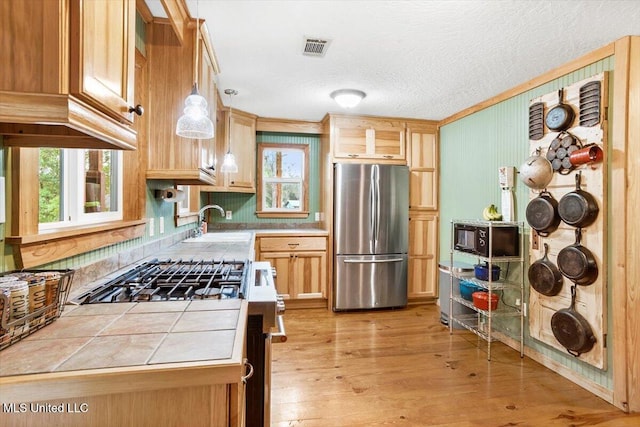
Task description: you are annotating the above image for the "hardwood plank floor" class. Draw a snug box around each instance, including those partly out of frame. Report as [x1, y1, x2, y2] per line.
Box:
[271, 304, 639, 426]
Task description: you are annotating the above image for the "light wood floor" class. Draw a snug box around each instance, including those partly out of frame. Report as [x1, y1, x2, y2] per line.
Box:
[271, 304, 639, 426]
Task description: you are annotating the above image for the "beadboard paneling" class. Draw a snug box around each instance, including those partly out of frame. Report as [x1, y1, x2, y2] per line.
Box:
[207, 132, 322, 225]
[439, 56, 615, 390]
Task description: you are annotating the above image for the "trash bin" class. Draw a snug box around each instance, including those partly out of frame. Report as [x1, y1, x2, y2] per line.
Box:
[438, 261, 475, 328]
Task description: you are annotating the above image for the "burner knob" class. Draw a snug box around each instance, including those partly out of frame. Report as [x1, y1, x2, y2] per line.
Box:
[276, 295, 286, 314]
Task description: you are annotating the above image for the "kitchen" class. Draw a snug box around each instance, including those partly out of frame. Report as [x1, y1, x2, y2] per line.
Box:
[1, 0, 639, 426]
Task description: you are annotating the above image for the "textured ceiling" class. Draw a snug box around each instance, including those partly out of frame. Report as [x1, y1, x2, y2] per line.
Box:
[146, 0, 640, 121]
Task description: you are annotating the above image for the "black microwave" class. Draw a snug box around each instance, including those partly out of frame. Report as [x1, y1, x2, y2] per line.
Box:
[453, 223, 520, 258]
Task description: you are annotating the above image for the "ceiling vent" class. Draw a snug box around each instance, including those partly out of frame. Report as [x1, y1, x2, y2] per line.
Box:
[302, 37, 331, 57]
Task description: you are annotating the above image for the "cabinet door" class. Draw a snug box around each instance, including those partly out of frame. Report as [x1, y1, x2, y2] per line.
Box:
[334, 126, 368, 159]
[198, 29, 217, 176]
[408, 213, 438, 298]
[226, 111, 256, 192]
[259, 252, 292, 299]
[291, 251, 327, 299]
[370, 125, 405, 161]
[408, 130, 438, 210]
[70, 0, 136, 123]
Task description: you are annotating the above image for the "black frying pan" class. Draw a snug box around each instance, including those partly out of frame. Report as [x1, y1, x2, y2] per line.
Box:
[526, 191, 560, 237]
[528, 243, 563, 296]
[558, 172, 599, 227]
[551, 285, 596, 357]
[557, 228, 598, 286]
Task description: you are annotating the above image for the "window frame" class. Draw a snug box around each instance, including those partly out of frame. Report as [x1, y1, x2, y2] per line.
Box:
[6, 147, 145, 269]
[256, 142, 310, 218]
[38, 148, 124, 231]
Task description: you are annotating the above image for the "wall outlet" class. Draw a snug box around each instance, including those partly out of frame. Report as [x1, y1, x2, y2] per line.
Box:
[159, 217, 165, 234]
[314, 212, 320, 221]
[225, 210, 232, 220]
[149, 217, 155, 237]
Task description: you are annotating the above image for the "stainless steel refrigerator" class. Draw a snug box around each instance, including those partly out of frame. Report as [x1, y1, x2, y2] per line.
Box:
[333, 163, 408, 310]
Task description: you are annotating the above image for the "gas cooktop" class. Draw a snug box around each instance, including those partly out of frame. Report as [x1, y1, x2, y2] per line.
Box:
[75, 259, 249, 304]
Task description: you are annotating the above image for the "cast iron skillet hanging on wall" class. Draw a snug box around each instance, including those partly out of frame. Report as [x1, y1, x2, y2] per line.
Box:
[526, 191, 561, 237]
[545, 88, 575, 132]
[557, 228, 598, 286]
[528, 243, 563, 296]
[558, 172, 599, 227]
[551, 285, 596, 357]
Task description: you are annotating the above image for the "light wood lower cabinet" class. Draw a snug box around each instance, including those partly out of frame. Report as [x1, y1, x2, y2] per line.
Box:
[408, 213, 438, 299]
[256, 235, 328, 306]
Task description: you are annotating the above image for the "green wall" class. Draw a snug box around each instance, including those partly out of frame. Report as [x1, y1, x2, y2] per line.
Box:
[439, 57, 615, 389]
[206, 132, 322, 226]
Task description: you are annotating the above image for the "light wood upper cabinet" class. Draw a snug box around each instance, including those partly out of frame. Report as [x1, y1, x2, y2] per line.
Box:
[329, 115, 406, 163]
[0, 0, 137, 150]
[202, 108, 257, 193]
[70, 0, 136, 123]
[407, 124, 438, 210]
[145, 21, 217, 185]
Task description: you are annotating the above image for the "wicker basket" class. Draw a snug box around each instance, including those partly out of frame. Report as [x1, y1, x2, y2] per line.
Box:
[0, 269, 75, 350]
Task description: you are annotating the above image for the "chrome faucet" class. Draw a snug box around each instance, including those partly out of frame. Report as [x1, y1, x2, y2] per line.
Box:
[196, 204, 225, 236]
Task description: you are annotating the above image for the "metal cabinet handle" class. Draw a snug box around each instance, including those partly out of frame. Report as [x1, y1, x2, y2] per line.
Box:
[288, 243, 299, 248]
[241, 359, 254, 384]
[348, 154, 359, 158]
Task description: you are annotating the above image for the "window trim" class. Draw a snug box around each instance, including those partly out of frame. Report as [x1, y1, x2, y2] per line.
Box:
[256, 142, 309, 218]
[38, 148, 124, 231]
[6, 147, 145, 269]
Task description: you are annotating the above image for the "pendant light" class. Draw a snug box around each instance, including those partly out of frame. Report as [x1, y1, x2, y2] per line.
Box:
[221, 89, 239, 173]
[176, 0, 214, 139]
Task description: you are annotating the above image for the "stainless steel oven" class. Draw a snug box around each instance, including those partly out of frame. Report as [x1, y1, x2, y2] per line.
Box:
[245, 262, 286, 427]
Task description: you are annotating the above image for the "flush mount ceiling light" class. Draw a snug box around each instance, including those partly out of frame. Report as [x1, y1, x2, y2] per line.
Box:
[330, 89, 366, 109]
[176, 0, 214, 139]
[220, 89, 239, 173]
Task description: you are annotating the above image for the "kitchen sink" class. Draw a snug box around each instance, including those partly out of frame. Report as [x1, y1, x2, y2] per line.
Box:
[183, 231, 253, 243]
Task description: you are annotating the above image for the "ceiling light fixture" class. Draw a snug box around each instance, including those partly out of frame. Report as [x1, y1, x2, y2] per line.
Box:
[221, 89, 239, 173]
[176, 0, 214, 139]
[330, 89, 366, 109]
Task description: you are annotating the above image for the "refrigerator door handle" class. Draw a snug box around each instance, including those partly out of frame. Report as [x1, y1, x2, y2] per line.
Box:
[369, 166, 376, 253]
[343, 258, 404, 264]
[373, 164, 380, 248]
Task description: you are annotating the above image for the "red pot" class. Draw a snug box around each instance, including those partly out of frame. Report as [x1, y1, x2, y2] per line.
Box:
[472, 291, 499, 311]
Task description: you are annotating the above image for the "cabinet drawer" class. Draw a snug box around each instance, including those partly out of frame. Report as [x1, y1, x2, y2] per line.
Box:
[259, 236, 327, 252]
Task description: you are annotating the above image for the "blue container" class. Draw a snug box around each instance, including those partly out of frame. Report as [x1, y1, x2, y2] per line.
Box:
[459, 279, 484, 301]
[474, 263, 501, 281]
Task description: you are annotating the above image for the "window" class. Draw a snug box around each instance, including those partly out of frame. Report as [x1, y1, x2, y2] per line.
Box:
[256, 143, 309, 218]
[39, 148, 123, 229]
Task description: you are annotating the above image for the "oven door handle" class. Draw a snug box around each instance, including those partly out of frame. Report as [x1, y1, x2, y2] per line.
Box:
[271, 314, 287, 343]
[241, 358, 254, 384]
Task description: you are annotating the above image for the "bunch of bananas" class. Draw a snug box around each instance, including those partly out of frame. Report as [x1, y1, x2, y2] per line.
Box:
[482, 204, 503, 221]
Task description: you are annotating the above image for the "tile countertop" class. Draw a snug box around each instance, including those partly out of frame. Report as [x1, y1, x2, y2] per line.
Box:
[0, 299, 245, 377]
[0, 300, 248, 403]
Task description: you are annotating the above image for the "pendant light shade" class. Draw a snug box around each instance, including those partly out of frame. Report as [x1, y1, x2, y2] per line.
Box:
[175, 0, 214, 139]
[220, 88, 239, 173]
[221, 152, 238, 173]
[330, 89, 366, 109]
[176, 84, 214, 139]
